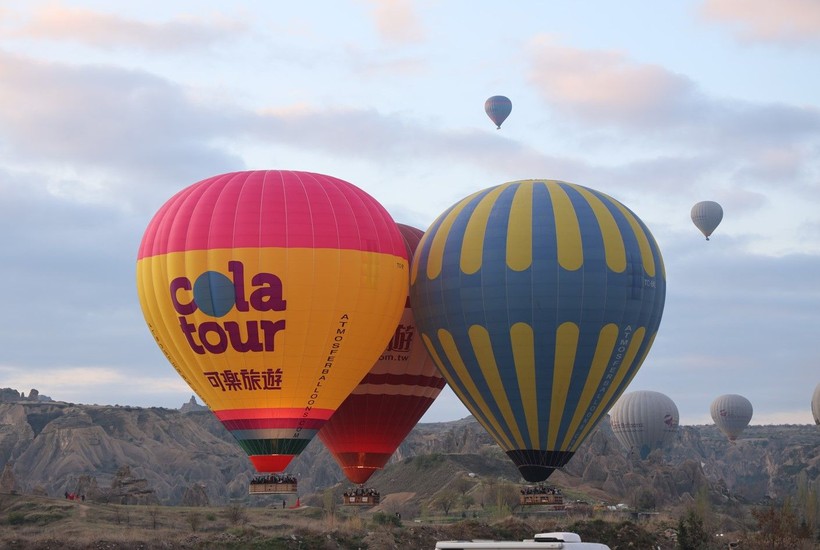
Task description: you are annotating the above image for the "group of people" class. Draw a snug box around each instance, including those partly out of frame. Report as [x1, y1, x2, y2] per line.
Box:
[64, 491, 85, 501]
[520, 484, 562, 496]
[343, 486, 379, 498]
[250, 473, 297, 486]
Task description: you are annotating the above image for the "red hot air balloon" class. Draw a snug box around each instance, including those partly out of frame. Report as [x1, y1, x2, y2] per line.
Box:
[319, 224, 447, 485]
[137, 171, 408, 477]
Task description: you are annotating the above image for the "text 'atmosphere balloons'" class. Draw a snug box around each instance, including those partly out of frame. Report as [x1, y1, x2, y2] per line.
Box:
[319, 224, 446, 485]
[410, 179, 666, 482]
[710, 394, 753, 441]
[484, 95, 512, 129]
[691, 201, 723, 240]
[136, 170, 408, 474]
[609, 390, 679, 459]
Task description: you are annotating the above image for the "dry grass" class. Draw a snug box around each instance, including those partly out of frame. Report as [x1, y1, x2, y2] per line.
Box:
[0, 492, 350, 549]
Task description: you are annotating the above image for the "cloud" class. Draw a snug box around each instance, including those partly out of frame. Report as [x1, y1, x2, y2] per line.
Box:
[700, 0, 820, 47]
[524, 35, 820, 208]
[361, 0, 425, 44]
[0, 50, 246, 206]
[15, 6, 245, 51]
[345, 47, 428, 79]
[527, 34, 698, 129]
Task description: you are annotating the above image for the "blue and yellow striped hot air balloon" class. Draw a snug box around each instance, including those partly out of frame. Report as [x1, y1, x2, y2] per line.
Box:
[409, 179, 666, 482]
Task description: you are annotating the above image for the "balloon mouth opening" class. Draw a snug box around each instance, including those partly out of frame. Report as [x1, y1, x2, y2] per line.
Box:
[250, 455, 294, 473]
[343, 466, 381, 486]
[507, 450, 574, 483]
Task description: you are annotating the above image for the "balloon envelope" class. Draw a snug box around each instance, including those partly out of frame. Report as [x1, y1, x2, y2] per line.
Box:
[484, 95, 512, 129]
[136, 170, 408, 473]
[319, 224, 446, 485]
[691, 201, 723, 240]
[710, 394, 753, 441]
[812, 383, 820, 426]
[410, 179, 666, 482]
[609, 390, 679, 459]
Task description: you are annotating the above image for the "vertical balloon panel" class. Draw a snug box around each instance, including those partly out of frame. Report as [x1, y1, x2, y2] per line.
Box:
[410, 180, 666, 482]
[137, 171, 408, 473]
[319, 224, 446, 485]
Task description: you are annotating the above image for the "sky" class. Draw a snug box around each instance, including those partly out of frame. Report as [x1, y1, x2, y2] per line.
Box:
[1, 0, 819, 427]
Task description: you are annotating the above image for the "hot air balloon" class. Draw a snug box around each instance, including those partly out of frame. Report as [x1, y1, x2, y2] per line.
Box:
[410, 179, 666, 482]
[318, 223, 446, 488]
[710, 394, 753, 441]
[811, 383, 820, 426]
[690, 201, 723, 240]
[136, 170, 408, 482]
[484, 95, 512, 129]
[609, 390, 679, 459]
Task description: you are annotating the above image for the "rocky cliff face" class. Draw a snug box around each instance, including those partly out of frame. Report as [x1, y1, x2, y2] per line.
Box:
[0, 400, 817, 507]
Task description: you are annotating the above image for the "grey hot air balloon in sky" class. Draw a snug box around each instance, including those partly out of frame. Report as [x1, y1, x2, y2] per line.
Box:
[812, 383, 820, 426]
[691, 200, 723, 240]
[609, 390, 679, 459]
[484, 95, 512, 129]
[710, 394, 753, 441]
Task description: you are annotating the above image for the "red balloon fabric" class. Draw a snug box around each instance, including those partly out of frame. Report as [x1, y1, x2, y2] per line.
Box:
[318, 223, 446, 485]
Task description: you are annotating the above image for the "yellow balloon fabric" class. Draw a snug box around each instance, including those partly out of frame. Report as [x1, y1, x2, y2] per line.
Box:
[137, 171, 408, 473]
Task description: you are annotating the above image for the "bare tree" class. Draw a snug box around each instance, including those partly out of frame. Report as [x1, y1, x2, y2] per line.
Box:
[224, 503, 246, 526]
[435, 490, 458, 516]
[148, 507, 160, 530]
[186, 511, 202, 532]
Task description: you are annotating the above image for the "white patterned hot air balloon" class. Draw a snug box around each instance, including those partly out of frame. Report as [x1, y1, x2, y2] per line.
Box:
[710, 394, 753, 441]
[691, 201, 723, 240]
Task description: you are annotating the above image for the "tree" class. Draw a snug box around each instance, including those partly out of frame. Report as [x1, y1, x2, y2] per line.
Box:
[322, 488, 337, 528]
[224, 503, 246, 526]
[746, 500, 816, 549]
[631, 487, 657, 511]
[148, 507, 160, 529]
[186, 511, 201, 532]
[677, 508, 710, 550]
[434, 490, 458, 516]
[452, 476, 474, 496]
[459, 493, 475, 513]
[495, 482, 520, 516]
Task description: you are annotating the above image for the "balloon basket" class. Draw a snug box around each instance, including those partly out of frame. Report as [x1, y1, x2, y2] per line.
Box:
[248, 482, 297, 495]
[519, 484, 564, 509]
[248, 475, 298, 495]
[342, 487, 380, 506]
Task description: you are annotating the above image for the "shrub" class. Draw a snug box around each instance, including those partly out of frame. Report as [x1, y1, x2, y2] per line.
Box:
[7, 511, 26, 525]
[372, 511, 401, 527]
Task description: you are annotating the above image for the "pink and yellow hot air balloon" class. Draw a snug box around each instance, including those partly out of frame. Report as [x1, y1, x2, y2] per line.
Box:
[318, 224, 447, 486]
[136, 170, 408, 476]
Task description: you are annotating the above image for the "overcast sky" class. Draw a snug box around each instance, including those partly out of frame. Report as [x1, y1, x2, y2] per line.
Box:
[1, 0, 819, 427]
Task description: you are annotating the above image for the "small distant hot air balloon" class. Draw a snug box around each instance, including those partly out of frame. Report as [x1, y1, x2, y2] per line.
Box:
[812, 383, 820, 426]
[136, 170, 409, 478]
[609, 390, 679, 459]
[318, 223, 447, 486]
[691, 201, 723, 240]
[484, 95, 512, 129]
[710, 394, 753, 441]
[410, 179, 666, 482]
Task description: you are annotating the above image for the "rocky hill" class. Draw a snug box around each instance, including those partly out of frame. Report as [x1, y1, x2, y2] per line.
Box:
[0, 394, 817, 512]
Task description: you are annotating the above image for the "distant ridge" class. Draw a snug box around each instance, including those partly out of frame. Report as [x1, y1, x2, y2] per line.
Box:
[0, 392, 817, 511]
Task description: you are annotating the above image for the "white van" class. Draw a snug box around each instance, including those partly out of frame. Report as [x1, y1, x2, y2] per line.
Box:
[435, 531, 611, 549]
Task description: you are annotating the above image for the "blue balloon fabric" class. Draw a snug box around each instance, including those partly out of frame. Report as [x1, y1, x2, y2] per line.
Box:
[410, 180, 666, 482]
